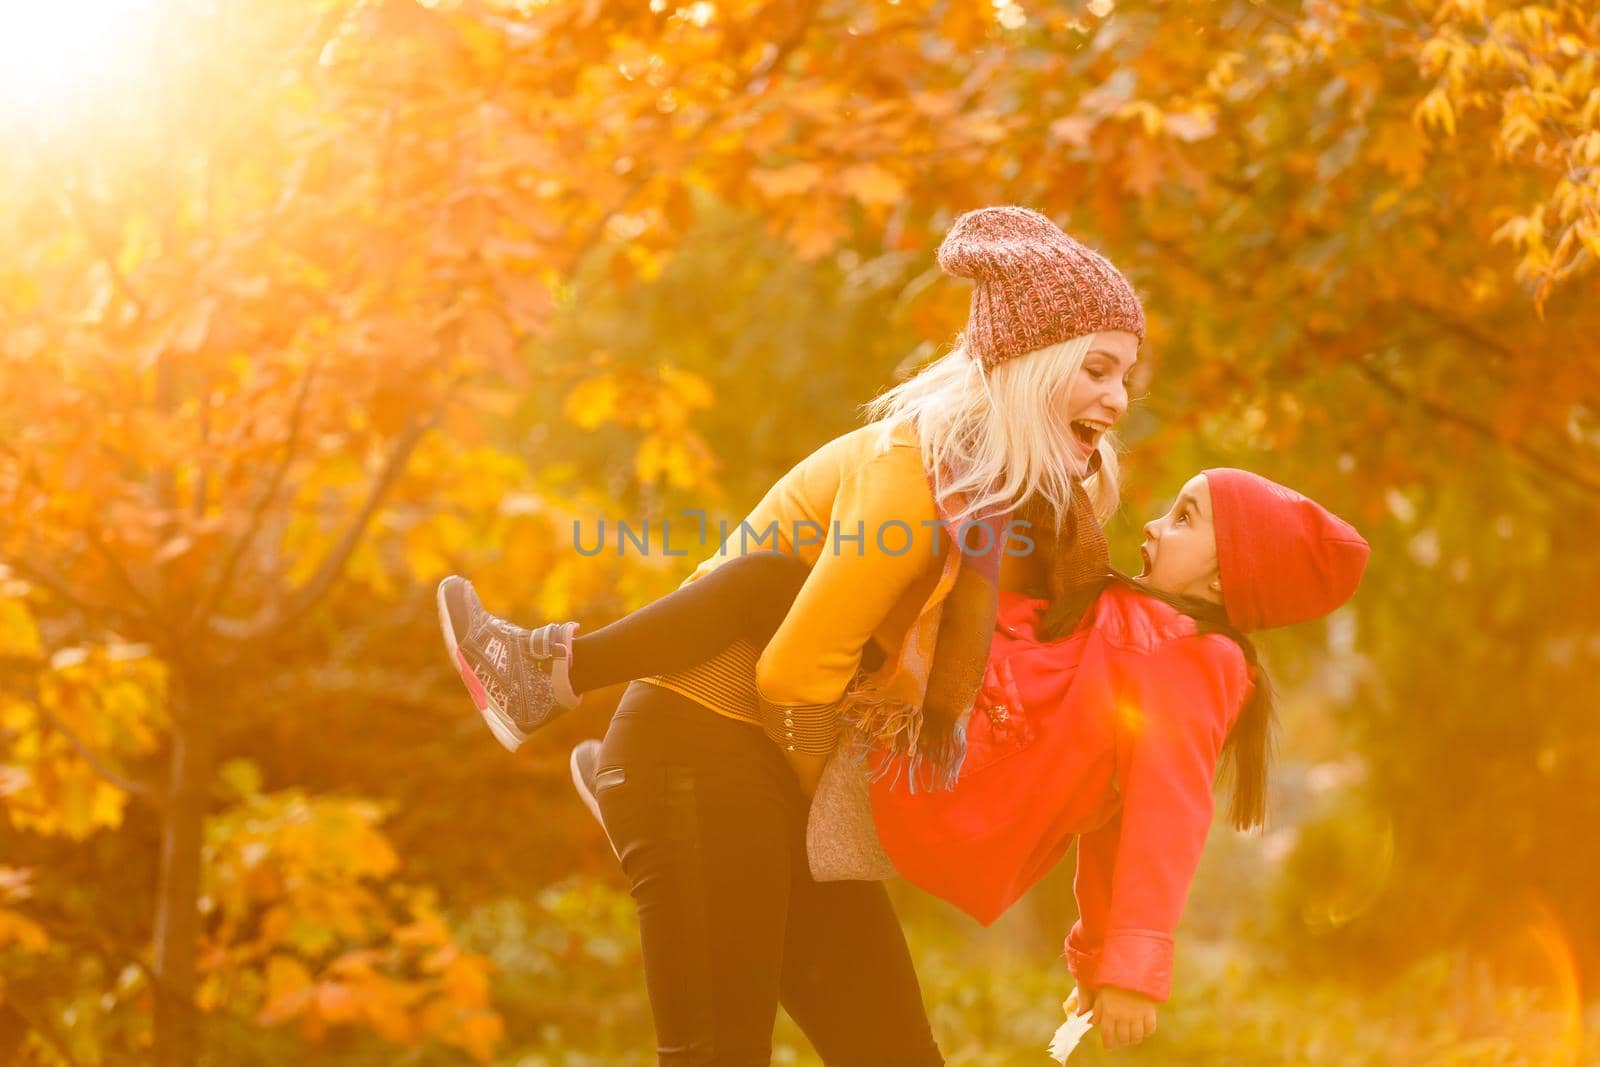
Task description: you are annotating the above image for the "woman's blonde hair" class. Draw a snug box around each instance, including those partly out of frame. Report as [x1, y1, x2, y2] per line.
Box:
[862, 335, 1121, 529]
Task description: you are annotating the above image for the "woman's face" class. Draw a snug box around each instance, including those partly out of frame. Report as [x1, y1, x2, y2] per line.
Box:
[1136, 473, 1224, 605]
[1055, 330, 1141, 465]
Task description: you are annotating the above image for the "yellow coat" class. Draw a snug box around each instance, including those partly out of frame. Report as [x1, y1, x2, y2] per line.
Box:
[640, 419, 964, 754]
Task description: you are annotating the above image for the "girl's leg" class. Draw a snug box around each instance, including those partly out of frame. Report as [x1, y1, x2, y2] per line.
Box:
[439, 551, 811, 751]
[568, 550, 809, 694]
[595, 681, 806, 1065]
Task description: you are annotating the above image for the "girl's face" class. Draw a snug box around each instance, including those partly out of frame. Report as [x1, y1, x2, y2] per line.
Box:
[1054, 330, 1141, 465]
[1136, 474, 1224, 605]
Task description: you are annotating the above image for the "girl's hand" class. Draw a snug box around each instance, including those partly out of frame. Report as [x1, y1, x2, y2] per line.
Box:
[1090, 985, 1158, 1050]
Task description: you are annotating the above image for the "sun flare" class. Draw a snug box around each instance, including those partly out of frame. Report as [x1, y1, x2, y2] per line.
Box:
[0, 0, 160, 130]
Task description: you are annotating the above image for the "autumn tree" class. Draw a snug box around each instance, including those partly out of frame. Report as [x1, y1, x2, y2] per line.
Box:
[3, 0, 1596, 1063]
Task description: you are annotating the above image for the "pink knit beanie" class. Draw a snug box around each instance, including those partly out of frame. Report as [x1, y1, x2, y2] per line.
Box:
[937, 206, 1145, 369]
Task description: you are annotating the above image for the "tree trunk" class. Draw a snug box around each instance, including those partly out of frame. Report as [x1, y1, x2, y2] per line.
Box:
[151, 678, 214, 1067]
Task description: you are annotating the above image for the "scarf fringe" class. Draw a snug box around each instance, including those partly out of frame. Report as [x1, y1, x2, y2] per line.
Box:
[838, 672, 966, 794]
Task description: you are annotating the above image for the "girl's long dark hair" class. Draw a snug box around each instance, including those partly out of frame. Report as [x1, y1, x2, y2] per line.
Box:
[1038, 572, 1277, 832]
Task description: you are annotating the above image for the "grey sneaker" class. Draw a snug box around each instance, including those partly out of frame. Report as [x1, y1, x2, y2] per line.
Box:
[569, 739, 618, 859]
[436, 575, 581, 752]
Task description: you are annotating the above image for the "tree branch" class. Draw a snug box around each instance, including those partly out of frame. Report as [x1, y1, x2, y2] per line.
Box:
[80, 523, 160, 623]
[0, 555, 129, 627]
[210, 384, 456, 644]
[7, 898, 172, 1007]
[55, 171, 149, 325]
[37, 706, 162, 803]
[193, 351, 323, 631]
[264, 414, 437, 635]
[0, 441, 159, 628]
[0, 996, 83, 1067]
[1356, 359, 1600, 503]
[569, 0, 821, 261]
[1398, 298, 1517, 363]
[1, 667, 165, 805]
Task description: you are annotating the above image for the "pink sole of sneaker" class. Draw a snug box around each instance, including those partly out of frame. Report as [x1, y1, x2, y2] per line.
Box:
[454, 648, 490, 710]
[436, 578, 526, 753]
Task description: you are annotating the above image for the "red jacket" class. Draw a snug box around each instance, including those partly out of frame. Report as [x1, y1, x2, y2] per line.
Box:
[868, 583, 1253, 1002]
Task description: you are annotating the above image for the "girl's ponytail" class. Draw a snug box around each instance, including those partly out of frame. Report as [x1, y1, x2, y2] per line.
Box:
[1215, 632, 1275, 832]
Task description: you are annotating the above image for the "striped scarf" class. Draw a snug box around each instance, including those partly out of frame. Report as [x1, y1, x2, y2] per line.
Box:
[839, 455, 1110, 792]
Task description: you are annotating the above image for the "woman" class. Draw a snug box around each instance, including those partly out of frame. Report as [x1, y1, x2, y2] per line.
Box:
[438, 205, 1145, 1064]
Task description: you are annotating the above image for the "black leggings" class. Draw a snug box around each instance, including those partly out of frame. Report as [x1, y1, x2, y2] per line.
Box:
[596, 680, 944, 1066]
[567, 551, 884, 695]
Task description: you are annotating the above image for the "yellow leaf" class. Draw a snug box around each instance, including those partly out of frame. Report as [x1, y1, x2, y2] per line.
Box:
[840, 163, 905, 207]
[908, 91, 960, 119]
[636, 433, 716, 492]
[1119, 137, 1165, 198]
[460, 305, 515, 367]
[260, 906, 292, 947]
[1163, 109, 1216, 143]
[394, 914, 451, 947]
[220, 759, 263, 800]
[957, 115, 1008, 143]
[1499, 110, 1541, 155]
[358, 981, 417, 1044]
[749, 163, 824, 199]
[1578, 217, 1600, 262]
[1413, 88, 1456, 138]
[457, 1009, 504, 1064]
[0, 908, 49, 953]
[1050, 115, 1094, 148]
[316, 981, 360, 1024]
[456, 18, 505, 77]
[1372, 188, 1403, 214]
[442, 955, 491, 1007]
[563, 374, 619, 430]
[0, 598, 42, 659]
[259, 956, 314, 1025]
[784, 199, 850, 260]
[785, 86, 845, 123]
[324, 949, 382, 979]
[659, 365, 714, 410]
[624, 243, 666, 283]
[1115, 100, 1164, 137]
[1366, 121, 1429, 185]
[422, 942, 460, 973]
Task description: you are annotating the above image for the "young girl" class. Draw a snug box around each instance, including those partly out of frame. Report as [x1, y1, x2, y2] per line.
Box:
[869, 467, 1368, 1051]
[555, 467, 1367, 1053]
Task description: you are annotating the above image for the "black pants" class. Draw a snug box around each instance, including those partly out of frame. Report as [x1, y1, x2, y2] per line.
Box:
[595, 680, 944, 1067]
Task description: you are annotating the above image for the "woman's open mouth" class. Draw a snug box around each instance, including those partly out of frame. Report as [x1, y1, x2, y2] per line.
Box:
[1070, 419, 1109, 456]
[1138, 543, 1153, 576]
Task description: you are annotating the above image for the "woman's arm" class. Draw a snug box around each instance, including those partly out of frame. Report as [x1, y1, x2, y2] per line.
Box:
[753, 443, 941, 791]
